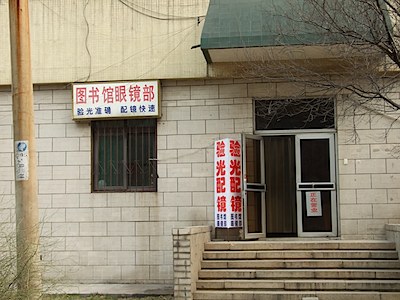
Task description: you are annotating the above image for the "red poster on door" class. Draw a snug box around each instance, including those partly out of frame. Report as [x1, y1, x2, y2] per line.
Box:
[306, 191, 322, 217]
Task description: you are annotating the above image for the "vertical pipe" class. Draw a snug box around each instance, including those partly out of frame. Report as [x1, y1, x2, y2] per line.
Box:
[9, 0, 42, 297]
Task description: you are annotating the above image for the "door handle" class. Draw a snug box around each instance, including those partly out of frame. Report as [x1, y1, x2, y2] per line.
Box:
[246, 183, 266, 192]
[297, 182, 335, 190]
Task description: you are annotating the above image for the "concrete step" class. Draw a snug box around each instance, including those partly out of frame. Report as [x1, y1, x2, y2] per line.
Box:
[205, 240, 397, 251]
[196, 240, 400, 299]
[201, 259, 400, 269]
[198, 269, 400, 280]
[196, 279, 400, 291]
[203, 250, 399, 260]
[193, 290, 400, 300]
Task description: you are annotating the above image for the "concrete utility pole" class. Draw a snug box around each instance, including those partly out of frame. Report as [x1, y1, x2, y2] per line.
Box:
[9, 0, 42, 298]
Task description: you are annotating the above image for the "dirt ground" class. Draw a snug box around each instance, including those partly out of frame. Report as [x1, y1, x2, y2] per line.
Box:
[44, 295, 173, 300]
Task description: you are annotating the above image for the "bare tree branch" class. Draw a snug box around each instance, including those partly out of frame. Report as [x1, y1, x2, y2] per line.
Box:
[242, 0, 400, 128]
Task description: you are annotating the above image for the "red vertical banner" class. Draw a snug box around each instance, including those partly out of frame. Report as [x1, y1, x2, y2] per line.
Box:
[214, 139, 242, 228]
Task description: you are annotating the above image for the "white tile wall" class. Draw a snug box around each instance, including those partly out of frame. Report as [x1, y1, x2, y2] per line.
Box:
[337, 98, 400, 239]
[1, 79, 400, 285]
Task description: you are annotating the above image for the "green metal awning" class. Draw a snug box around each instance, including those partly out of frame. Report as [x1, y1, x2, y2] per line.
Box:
[200, 0, 387, 63]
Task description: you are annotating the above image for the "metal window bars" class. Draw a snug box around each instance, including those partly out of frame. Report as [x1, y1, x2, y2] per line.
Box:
[92, 119, 157, 192]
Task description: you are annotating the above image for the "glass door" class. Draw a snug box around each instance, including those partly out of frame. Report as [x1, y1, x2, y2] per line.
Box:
[242, 134, 266, 239]
[295, 133, 337, 237]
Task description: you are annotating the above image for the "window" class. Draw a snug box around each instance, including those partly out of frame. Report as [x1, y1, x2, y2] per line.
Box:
[255, 98, 335, 131]
[92, 119, 157, 192]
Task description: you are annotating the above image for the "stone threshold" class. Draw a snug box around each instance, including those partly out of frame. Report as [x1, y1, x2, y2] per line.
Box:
[44, 283, 173, 296]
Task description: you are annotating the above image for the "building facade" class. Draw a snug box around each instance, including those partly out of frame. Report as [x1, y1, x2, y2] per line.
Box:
[0, 0, 400, 285]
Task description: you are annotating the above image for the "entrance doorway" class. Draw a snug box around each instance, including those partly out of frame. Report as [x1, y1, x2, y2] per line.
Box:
[243, 133, 337, 238]
[264, 135, 296, 237]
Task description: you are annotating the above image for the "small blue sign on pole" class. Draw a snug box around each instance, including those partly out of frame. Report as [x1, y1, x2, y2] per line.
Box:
[15, 140, 29, 181]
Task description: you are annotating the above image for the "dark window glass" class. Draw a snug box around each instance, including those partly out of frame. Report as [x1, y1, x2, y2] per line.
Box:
[300, 138, 331, 182]
[255, 98, 335, 130]
[92, 119, 157, 192]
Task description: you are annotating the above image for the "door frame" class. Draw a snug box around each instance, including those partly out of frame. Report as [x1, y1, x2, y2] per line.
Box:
[295, 133, 338, 237]
[242, 134, 266, 239]
[242, 130, 339, 238]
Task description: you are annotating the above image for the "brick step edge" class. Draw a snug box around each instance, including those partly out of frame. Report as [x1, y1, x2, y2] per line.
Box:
[196, 279, 400, 291]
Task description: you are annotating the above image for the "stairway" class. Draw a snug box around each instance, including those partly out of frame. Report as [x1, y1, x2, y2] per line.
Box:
[194, 240, 400, 300]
